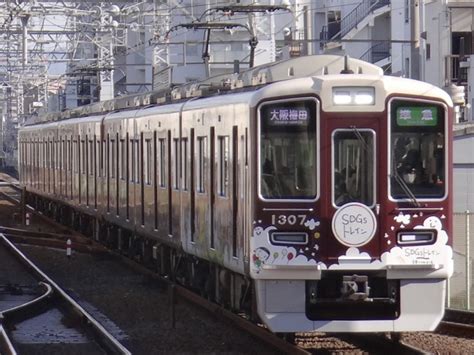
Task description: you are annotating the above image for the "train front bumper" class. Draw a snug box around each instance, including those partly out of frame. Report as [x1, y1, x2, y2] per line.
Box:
[254, 263, 451, 333]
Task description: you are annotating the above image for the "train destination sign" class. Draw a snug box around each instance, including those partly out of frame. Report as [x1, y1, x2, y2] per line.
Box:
[396, 106, 438, 127]
[265, 107, 309, 126]
[332, 202, 377, 247]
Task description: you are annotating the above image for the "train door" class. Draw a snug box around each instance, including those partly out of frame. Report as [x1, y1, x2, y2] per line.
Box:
[323, 111, 382, 264]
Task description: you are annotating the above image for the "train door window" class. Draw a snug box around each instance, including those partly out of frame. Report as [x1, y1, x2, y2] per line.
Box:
[96, 139, 101, 178]
[89, 140, 94, 176]
[73, 139, 76, 174]
[81, 140, 86, 175]
[159, 138, 166, 187]
[110, 139, 116, 179]
[145, 138, 152, 185]
[66, 139, 69, 172]
[182, 138, 188, 191]
[332, 130, 375, 207]
[259, 99, 318, 200]
[197, 136, 207, 193]
[135, 139, 140, 184]
[218, 135, 229, 197]
[120, 139, 126, 180]
[130, 138, 135, 183]
[390, 101, 445, 199]
[173, 138, 179, 190]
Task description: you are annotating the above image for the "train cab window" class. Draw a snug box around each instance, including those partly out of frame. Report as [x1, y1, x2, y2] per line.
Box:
[390, 102, 445, 199]
[259, 99, 317, 200]
[333, 130, 375, 207]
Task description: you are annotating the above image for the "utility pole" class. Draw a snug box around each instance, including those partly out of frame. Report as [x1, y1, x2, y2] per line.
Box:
[411, 0, 421, 80]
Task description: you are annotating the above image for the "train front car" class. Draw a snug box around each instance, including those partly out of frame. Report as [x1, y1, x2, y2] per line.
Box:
[250, 71, 453, 333]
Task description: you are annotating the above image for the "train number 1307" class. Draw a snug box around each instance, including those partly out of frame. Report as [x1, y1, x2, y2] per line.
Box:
[271, 214, 307, 226]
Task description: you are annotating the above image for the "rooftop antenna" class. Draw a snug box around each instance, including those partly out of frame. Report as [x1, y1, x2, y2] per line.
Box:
[340, 55, 354, 74]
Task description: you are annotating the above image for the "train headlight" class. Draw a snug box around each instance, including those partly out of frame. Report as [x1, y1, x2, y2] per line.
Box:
[354, 91, 375, 105]
[332, 87, 375, 105]
[333, 91, 352, 105]
[397, 230, 436, 245]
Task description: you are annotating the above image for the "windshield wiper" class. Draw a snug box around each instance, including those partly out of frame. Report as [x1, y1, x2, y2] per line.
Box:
[351, 126, 371, 153]
[391, 171, 421, 207]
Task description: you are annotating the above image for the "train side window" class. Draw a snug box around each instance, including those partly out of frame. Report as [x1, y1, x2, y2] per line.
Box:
[259, 99, 318, 200]
[218, 135, 229, 197]
[390, 102, 445, 199]
[197, 136, 207, 193]
[333, 130, 375, 207]
[159, 138, 166, 187]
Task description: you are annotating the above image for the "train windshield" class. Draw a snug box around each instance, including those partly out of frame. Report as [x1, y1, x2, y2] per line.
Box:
[333, 130, 375, 207]
[259, 99, 317, 199]
[390, 102, 445, 199]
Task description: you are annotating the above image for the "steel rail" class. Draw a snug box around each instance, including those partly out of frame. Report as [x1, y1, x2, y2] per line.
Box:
[2, 282, 53, 319]
[0, 234, 131, 355]
[0, 325, 17, 355]
[437, 321, 474, 333]
[115, 250, 310, 355]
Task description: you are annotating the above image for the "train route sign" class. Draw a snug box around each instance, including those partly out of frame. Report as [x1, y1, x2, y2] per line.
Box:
[332, 202, 377, 247]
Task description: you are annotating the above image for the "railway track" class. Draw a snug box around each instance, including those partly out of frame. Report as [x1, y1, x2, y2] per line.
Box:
[0, 234, 131, 355]
[437, 308, 474, 336]
[0, 179, 307, 354]
[1, 176, 473, 354]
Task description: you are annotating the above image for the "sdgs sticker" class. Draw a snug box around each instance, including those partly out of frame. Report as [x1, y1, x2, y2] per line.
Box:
[331, 202, 377, 247]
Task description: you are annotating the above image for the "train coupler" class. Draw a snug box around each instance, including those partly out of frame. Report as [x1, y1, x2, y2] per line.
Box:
[341, 274, 370, 301]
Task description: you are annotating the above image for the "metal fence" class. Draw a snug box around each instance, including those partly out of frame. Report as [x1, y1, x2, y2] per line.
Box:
[447, 212, 474, 310]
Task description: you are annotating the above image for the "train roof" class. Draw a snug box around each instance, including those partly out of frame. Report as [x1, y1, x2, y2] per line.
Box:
[26, 55, 383, 125]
